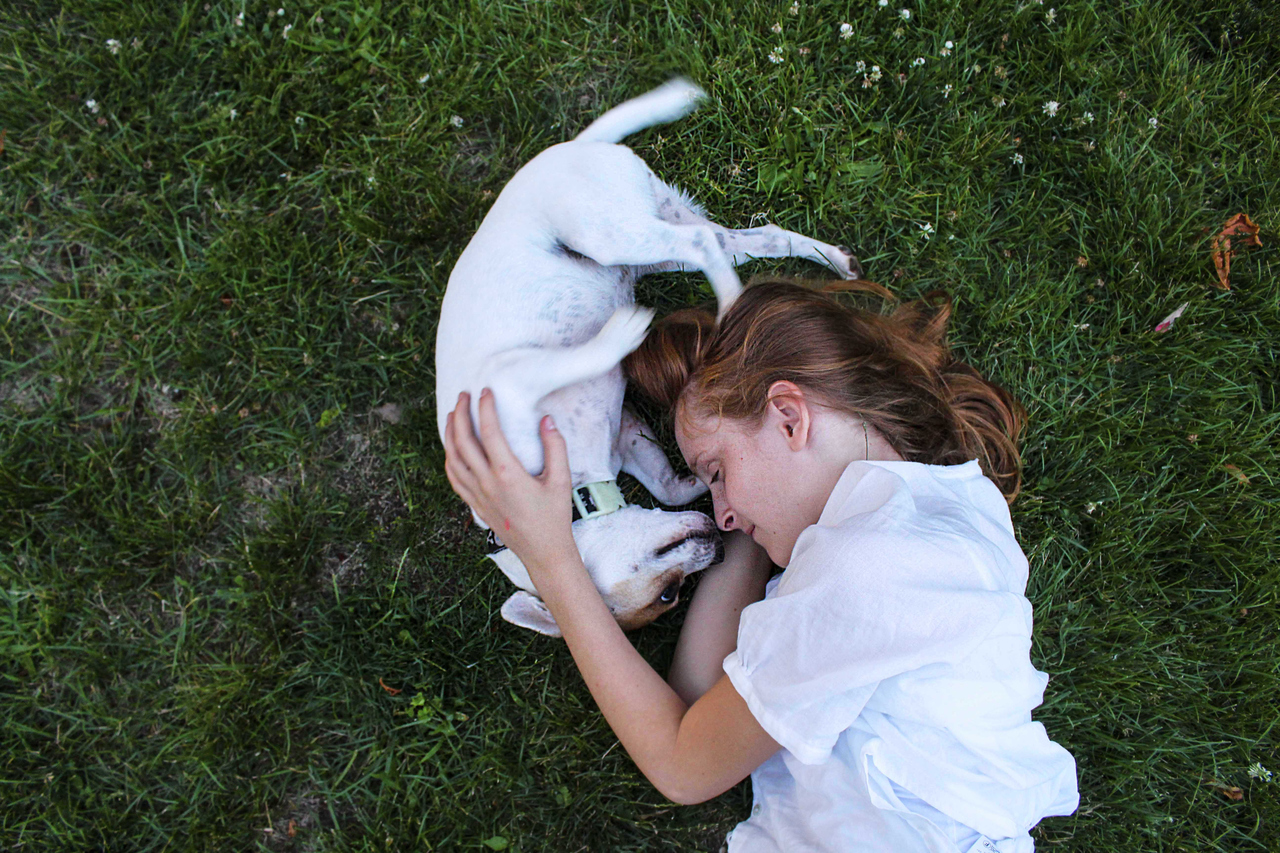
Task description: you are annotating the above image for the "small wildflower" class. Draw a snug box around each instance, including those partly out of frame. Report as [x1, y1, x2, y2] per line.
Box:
[789, 1, 799, 14]
[971, 63, 982, 74]
[279, 172, 290, 179]
[939, 45, 951, 56]
[897, 73, 907, 84]
[945, 40, 954, 50]
[992, 95, 1007, 107]
[942, 84, 953, 98]
[899, 8, 911, 20]
[919, 222, 935, 240]
[869, 65, 882, 81]
[1248, 763, 1273, 783]
[451, 115, 464, 128]
[106, 38, 121, 54]
[840, 22, 853, 39]
[798, 47, 810, 55]
[85, 98, 99, 114]
[234, 12, 244, 26]
[855, 60, 867, 73]
[1076, 256, 1089, 268]
[893, 26, 905, 39]
[1011, 152, 1024, 164]
[282, 23, 292, 38]
[1083, 111, 1094, 123]
[295, 115, 304, 125]
[994, 65, 1008, 79]
[277, 7, 284, 15]
[768, 47, 785, 64]
[1085, 502, 1097, 514]
[1074, 323, 1090, 330]
[1045, 7, 1056, 23]
[367, 175, 376, 188]
[1043, 100, 1060, 116]
[879, 0, 888, 5]
[130, 36, 141, 48]
[1083, 140, 1096, 152]
[229, 108, 237, 120]
[862, 77, 874, 88]
[771, 22, 782, 34]
[912, 56, 925, 67]
[418, 72, 431, 84]
[1148, 116, 1159, 129]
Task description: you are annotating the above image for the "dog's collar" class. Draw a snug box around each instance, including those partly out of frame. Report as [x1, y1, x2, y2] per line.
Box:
[570, 480, 627, 522]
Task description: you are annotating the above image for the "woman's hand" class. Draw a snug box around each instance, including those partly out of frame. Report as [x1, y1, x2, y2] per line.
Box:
[443, 389, 578, 576]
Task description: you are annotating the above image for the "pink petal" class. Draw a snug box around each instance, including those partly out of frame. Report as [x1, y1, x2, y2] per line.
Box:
[1153, 302, 1189, 333]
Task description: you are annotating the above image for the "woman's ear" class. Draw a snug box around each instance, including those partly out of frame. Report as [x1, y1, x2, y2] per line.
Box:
[766, 380, 811, 449]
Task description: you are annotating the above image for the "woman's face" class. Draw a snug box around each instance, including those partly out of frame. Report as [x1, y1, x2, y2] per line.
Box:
[674, 399, 829, 568]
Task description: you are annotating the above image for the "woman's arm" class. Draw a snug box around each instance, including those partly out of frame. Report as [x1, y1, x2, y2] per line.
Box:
[668, 530, 774, 705]
[444, 390, 781, 804]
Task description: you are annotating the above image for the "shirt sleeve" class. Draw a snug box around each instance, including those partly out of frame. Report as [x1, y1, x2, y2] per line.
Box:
[723, 517, 1007, 765]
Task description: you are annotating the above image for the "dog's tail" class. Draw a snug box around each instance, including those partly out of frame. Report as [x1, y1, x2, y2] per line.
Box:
[574, 78, 706, 144]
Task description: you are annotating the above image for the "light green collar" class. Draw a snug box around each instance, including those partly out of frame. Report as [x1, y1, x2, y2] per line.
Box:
[571, 480, 627, 521]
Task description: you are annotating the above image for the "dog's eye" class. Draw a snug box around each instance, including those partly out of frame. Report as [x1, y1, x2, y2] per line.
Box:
[658, 579, 681, 605]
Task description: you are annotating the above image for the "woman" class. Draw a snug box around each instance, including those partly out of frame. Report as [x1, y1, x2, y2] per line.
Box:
[443, 279, 1078, 851]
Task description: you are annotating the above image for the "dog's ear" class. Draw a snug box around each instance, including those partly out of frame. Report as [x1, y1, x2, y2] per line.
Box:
[501, 591, 562, 637]
[488, 548, 534, 592]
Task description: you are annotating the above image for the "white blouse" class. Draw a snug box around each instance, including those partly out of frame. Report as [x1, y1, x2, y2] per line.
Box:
[721, 460, 1078, 852]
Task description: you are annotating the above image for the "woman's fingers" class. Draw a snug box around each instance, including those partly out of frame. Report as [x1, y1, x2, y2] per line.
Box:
[475, 388, 521, 474]
[537, 415, 571, 490]
[448, 393, 492, 479]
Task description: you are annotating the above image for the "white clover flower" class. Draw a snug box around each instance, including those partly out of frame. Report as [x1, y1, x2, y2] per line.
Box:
[840, 22, 853, 39]
[282, 23, 292, 38]
[367, 175, 376, 188]
[992, 95, 1007, 107]
[899, 8, 911, 20]
[855, 60, 867, 73]
[418, 72, 431, 84]
[85, 98, 99, 114]
[789, 1, 800, 14]
[893, 26, 905, 38]
[229, 108, 237, 120]
[798, 46, 810, 55]
[919, 222, 935, 239]
[942, 84, 953, 98]
[771, 22, 782, 34]
[1149, 116, 1159, 129]
[277, 7, 285, 15]
[451, 115, 464, 127]
[971, 63, 982, 74]
[234, 12, 244, 26]
[768, 47, 785, 63]
[939, 46, 950, 56]
[945, 40, 954, 50]
[1085, 501, 1097, 513]
[869, 65, 882, 81]
[879, 0, 888, 6]
[1011, 152, 1024, 164]
[1043, 100, 1060, 116]
[1083, 111, 1095, 123]
[106, 39, 121, 55]
[295, 115, 304, 125]
[912, 57, 925, 67]
[1045, 7, 1056, 23]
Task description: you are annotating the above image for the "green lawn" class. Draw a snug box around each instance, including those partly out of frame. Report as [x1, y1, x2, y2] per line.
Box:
[2, 0, 1277, 850]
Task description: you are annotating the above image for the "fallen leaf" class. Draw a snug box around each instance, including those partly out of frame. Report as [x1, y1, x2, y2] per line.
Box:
[287, 819, 297, 838]
[1223, 464, 1250, 485]
[1202, 776, 1244, 801]
[378, 677, 402, 695]
[219, 292, 234, 307]
[1210, 213, 1261, 290]
[1154, 302, 1189, 333]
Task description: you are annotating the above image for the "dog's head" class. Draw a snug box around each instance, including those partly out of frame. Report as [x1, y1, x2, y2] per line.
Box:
[489, 505, 722, 636]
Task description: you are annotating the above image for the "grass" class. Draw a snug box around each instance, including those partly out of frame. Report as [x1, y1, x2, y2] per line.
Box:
[2, 0, 1277, 850]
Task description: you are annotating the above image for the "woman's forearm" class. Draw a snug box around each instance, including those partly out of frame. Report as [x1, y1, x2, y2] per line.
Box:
[528, 543, 691, 800]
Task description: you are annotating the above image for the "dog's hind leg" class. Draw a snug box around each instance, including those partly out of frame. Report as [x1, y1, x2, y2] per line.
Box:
[617, 408, 708, 506]
[648, 181, 863, 280]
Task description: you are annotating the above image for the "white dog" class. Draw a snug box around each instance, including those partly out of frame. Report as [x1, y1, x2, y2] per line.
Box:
[435, 79, 861, 635]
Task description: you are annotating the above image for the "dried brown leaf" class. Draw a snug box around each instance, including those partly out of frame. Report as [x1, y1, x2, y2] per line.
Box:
[1211, 213, 1262, 291]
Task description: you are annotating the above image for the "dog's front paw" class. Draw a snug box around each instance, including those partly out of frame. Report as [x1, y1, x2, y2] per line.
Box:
[597, 304, 656, 359]
[835, 246, 864, 280]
